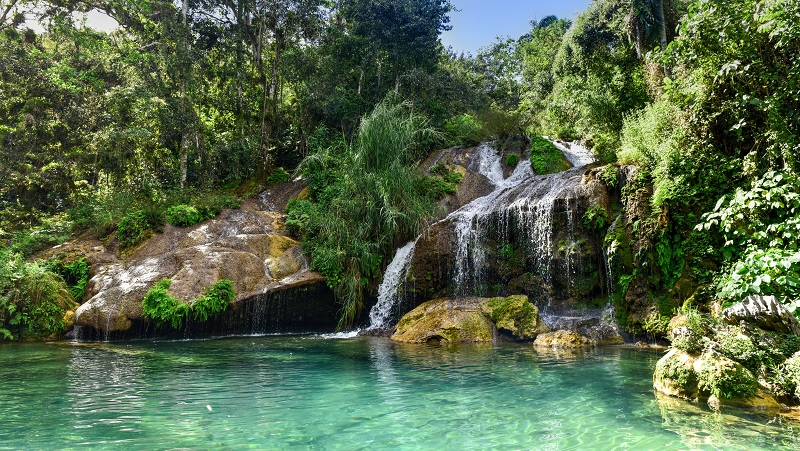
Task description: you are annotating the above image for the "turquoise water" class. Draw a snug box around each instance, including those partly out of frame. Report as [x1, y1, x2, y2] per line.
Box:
[1, 337, 798, 450]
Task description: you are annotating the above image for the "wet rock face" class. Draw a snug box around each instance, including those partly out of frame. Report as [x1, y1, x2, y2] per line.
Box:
[74, 195, 334, 334]
[408, 167, 609, 307]
[721, 295, 800, 335]
[391, 295, 548, 343]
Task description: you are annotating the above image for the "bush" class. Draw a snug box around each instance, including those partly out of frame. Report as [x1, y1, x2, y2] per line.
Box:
[165, 205, 203, 227]
[529, 136, 568, 174]
[141, 278, 234, 329]
[619, 100, 685, 206]
[296, 99, 440, 328]
[192, 279, 235, 322]
[444, 113, 485, 146]
[117, 210, 153, 250]
[505, 153, 519, 168]
[266, 167, 291, 185]
[285, 198, 319, 239]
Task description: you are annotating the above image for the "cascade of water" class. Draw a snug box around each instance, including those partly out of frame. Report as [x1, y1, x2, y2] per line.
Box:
[367, 240, 418, 329]
[451, 141, 596, 295]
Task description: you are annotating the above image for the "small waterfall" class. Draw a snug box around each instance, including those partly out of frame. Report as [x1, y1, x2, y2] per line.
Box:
[450, 142, 596, 295]
[367, 240, 418, 330]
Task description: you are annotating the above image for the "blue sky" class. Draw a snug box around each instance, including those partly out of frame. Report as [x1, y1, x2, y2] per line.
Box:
[440, 0, 592, 55]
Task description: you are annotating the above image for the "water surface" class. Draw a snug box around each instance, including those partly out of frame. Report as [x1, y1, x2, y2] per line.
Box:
[1, 337, 797, 450]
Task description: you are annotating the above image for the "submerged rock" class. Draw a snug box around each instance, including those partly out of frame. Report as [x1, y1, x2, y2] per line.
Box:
[391, 295, 547, 343]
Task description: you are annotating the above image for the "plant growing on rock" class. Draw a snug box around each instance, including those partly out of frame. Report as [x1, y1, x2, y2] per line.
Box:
[142, 278, 234, 329]
[529, 136, 567, 174]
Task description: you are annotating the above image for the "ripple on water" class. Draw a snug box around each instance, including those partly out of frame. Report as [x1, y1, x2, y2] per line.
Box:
[0, 338, 798, 450]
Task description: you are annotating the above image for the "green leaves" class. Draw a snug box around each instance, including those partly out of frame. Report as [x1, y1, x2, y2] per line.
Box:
[142, 278, 234, 329]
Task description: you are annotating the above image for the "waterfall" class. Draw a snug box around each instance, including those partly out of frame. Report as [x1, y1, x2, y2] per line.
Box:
[370, 140, 598, 328]
[367, 240, 418, 330]
[450, 142, 596, 295]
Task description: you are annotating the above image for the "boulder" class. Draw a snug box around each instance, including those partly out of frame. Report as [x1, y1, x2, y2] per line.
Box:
[653, 348, 781, 410]
[485, 295, 549, 339]
[533, 330, 593, 348]
[391, 295, 547, 343]
[391, 298, 495, 343]
[721, 295, 800, 335]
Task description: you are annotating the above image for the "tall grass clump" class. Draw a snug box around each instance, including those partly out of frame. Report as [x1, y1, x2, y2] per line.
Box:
[292, 99, 441, 328]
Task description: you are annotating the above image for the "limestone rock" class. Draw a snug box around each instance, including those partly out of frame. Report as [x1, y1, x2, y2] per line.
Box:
[74, 193, 330, 334]
[391, 298, 495, 343]
[721, 295, 800, 335]
[533, 330, 593, 348]
[653, 348, 781, 410]
[485, 295, 549, 339]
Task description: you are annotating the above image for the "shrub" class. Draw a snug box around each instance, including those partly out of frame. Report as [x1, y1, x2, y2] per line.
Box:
[296, 99, 440, 328]
[444, 113, 485, 146]
[529, 136, 567, 174]
[505, 153, 519, 168]
[266, 167, 291, 185]
[142, 278, 234, 329]
[165, 205, 203, 227]
[192, 279, 235, 322]
[0, 249, 76, 340]
[117, 210, 152, 250]
[285, 198, 319, 239]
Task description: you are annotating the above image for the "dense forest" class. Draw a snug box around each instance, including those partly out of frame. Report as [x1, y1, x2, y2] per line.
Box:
[1, 0, 799, 340]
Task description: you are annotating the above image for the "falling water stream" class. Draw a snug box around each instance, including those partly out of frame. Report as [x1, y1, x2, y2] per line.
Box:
[366, 141, 598, 329]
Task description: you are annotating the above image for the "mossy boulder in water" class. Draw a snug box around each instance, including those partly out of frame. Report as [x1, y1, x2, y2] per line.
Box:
[391, 295, 548, 343]
[653, 348, 780, 410]
[533, 330, 593, 348]
[486, 295, 549, 339]
[391, 298, 495, 343]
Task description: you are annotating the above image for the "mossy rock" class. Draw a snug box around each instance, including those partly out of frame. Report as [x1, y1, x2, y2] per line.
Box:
[533, 330, 593, 348]
[485, 295, 549, 339]
[654, 348, 780, 410]
[391, 298, 496, 343]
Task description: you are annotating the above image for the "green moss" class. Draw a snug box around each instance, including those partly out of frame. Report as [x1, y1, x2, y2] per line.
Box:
[655, 354, 698, 390]
[697, 353, 758, 399]
[486, 295, 540, 339]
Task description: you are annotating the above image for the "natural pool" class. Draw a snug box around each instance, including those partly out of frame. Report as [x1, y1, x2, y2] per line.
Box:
[1, 336, 798, 450]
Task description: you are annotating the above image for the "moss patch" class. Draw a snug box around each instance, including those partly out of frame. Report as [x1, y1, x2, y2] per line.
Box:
[486, 295, 545, 339]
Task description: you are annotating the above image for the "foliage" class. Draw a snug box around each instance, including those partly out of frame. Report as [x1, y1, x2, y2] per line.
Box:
[774, 356, 800, 401]
[599, 165, 619, 188]
[192, 280, 235, 322]
[583, 204, 609, 231]
[142, 278, 234, 329]
[266, 168, 292, 185]
[529, 136, 567, 175]
[165, 205, 204, 227]
[117, 210, 155, 250]
[696, 352, 758, 399]
[504, 153, 519, 168]
[619, 100, 686, 206]
[0, 248, 77, 340]
[443, 114, 485, 147]
[295, 99, 440, 328]
[716, 249, 800, 312]
[699, 171, 800, 311]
